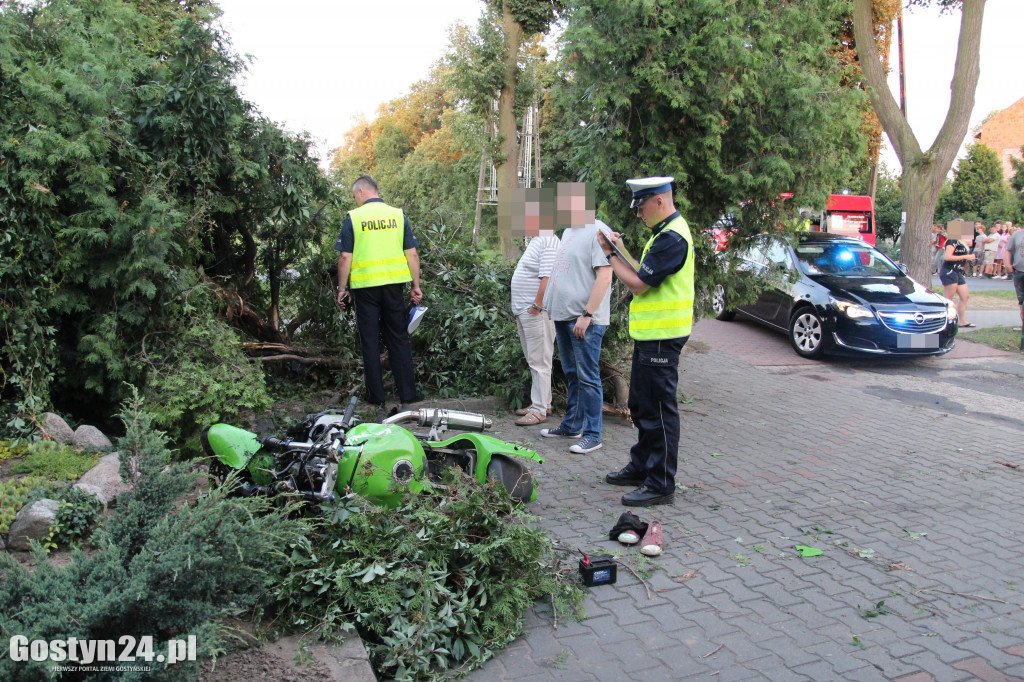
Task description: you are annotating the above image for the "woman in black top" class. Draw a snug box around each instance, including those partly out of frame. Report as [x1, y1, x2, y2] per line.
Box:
[941, 237, 976, 327]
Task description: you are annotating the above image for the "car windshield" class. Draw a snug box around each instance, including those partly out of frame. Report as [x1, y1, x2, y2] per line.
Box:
[793, 241, 900, 277]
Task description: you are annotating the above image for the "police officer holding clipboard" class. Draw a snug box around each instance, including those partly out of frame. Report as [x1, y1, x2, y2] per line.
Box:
[597, 177, 694, 507]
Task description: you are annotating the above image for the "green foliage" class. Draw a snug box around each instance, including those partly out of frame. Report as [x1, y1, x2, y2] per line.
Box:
[0, 0, 333, 441]
[0, 440, 30, 464]
[412, 228, 530, 401]
[268, 471, 584, 680]
[7, 441, 99, 480]
[45, 486, 103, 549]
[138, 284, 271, 452]
[874, 171, 904, 244]
[946, 144, 1008, 219]
[0, 476, 51, 536]
[0, 393, 313, 681]
[1011, 146, 1024, 194]
[492, 0, 565, 36]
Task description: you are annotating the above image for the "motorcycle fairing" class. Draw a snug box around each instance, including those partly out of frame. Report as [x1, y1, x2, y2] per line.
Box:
[427, 434, 543, 503]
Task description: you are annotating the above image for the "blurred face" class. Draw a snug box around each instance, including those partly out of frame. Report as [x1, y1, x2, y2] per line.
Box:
[556, 182, 595, 227]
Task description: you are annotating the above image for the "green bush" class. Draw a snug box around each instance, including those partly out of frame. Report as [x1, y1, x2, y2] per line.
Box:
[412, 227, 531, 404]
[0, 476, 51, 536]
[268, 470, 583, 681]
[0, 393, 313, 681]
[46, 486, 103, 549]
[7, 441, 99, 480]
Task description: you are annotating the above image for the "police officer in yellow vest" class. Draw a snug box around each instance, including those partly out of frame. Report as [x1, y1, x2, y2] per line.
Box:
[597, 176, 694, 507]
[336, 176, 423, 410]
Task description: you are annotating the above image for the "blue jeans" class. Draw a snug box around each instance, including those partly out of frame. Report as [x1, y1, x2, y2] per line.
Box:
[554, 320, 606, 441]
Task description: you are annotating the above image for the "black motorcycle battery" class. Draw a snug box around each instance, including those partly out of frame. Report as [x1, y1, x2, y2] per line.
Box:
[579, 554, 617, 587]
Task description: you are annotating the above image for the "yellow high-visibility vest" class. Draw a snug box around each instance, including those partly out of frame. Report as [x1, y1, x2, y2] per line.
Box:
[348, 202, 412, 289]
[628, 215, 695, 340]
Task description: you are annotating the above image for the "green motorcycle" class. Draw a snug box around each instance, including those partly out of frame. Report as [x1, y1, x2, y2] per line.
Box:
[201, 398, 543, 507]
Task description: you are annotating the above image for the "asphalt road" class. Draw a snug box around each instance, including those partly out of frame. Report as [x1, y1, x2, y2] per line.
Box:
[931, 273, 1018, 293]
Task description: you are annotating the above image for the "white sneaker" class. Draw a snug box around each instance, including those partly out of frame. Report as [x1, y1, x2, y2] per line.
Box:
[569, 436, 603, 454]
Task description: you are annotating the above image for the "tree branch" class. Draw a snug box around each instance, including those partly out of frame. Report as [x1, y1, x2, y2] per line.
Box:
[852, 0, 921, 165]
[931, 0, 985, 172]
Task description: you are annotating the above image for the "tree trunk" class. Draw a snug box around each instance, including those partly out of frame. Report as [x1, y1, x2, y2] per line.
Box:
[497, 2, 523, 259]
[900, 162, 945, 280]
[852, 0, 985, 285]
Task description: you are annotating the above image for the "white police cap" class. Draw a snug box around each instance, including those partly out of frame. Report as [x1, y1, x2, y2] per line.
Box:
[626, 176, 674, 208]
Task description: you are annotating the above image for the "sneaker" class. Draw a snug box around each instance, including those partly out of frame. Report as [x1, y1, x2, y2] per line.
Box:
[640, 522, 664, 556]
[541, 426, 582, 438]
[608, 511, 648, 544]
[569, 436, 602, 454]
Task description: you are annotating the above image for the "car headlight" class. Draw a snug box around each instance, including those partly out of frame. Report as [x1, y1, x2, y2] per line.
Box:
[946, 302, 958, 321]
[830, 297, 874, 319]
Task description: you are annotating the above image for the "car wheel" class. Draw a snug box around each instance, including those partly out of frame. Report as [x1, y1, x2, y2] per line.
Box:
[711, 285, 735, 321]
[789, 308, 824, 359]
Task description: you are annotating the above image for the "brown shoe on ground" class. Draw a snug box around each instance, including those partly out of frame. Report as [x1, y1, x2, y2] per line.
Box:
[515, 411, 547, 426]
[516, 407, 553, 416]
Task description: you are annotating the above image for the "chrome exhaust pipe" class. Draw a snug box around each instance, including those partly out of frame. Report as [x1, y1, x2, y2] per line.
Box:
[382, 408, 492, 432]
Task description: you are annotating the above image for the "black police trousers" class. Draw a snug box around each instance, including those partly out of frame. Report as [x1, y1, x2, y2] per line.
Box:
[626, 336, 688, 495]
[351, 283, 418, 405]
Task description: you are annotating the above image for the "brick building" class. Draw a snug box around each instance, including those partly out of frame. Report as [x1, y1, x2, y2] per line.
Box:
[972, 95, 1024, 183]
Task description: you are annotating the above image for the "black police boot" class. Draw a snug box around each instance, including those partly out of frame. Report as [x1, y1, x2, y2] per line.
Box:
[621, 485, 674, 507]
[605, 467, 645, 486]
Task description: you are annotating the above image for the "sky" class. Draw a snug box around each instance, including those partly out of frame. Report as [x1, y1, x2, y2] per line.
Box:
[215, 0, 1024, 175]
[215, 0, 485, 162]
[880, 1, 1024, 173]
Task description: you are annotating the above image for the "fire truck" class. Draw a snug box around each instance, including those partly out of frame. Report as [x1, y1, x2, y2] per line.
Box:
[810, 193, 876, 246]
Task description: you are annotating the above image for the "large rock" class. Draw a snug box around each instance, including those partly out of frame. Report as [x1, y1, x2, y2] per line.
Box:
[7, 499, 60, 551]
[42, 413, 75, 444]
[73, 425, 113, 450]
[73, 453, 128, 507]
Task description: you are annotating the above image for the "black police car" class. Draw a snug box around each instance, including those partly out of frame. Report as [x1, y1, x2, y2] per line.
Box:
[711, 232, 958, 358]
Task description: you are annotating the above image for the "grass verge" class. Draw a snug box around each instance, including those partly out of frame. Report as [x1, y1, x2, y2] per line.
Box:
[961, 325, 1024, 353]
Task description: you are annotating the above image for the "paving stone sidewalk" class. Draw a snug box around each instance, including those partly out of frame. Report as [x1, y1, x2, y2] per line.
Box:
[471, 338, 1024, 681]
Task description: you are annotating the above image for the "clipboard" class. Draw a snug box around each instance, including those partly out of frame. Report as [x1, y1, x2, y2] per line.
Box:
[608, 235, 641, 271]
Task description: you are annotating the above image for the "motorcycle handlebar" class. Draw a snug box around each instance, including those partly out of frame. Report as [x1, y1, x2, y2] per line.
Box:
[340, 396, 358, 431]
[259, 436, 312, 452]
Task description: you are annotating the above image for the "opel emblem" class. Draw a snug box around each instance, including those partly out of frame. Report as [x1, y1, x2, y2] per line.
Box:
[914, 313, 925, 324]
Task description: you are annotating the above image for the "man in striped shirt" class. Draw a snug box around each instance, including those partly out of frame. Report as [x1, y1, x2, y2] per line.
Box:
[510, 187, 560, 426]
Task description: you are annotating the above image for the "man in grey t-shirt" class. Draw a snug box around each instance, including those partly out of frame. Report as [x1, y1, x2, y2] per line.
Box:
[540, 182, 612, 454]
[1003, 226, 1024, 331]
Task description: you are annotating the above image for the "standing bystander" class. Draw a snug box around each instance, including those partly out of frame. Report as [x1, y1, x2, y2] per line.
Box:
[996, 227, 1011, 279]
[540, 182, 613, 454]
[597, 176, 694, 507]
[983, 223, 1000, 277]
[971, 223, 987, 277]
[931, 225, 947, 275]
[1004, 225, 1024, 332]
[510, 188, 560, 426]
[940, 232, 976, 328]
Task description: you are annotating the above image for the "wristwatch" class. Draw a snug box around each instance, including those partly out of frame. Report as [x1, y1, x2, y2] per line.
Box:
[581, 309, 592, 318]
[606, 251, 618, 260]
